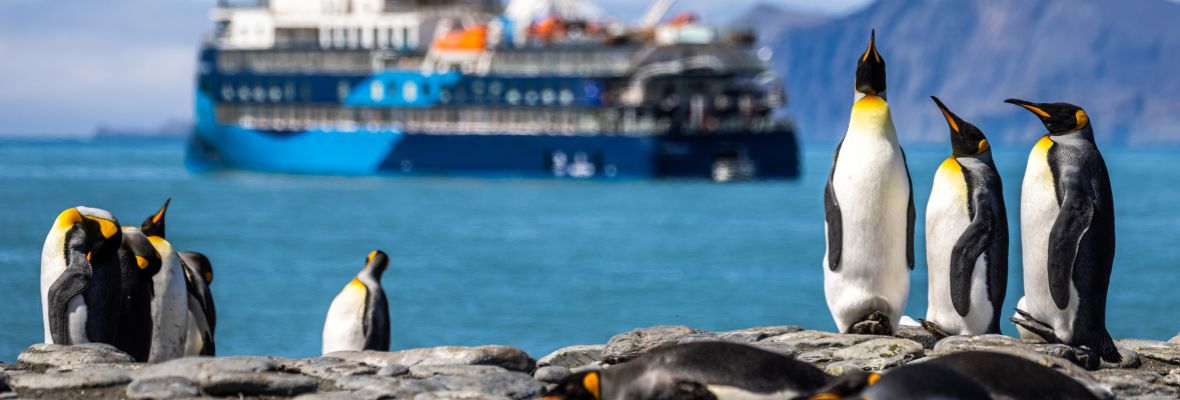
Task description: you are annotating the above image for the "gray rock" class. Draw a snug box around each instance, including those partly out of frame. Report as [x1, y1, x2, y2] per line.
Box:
[414, 391, 513, 400]
[533, 365, 571, 383]
[329, 346, 535, 373]
[332, 374, 447, 399]
[894, 325, 939, 349]
[1165, 369, 1180, 387]
[295, 391, 364, 400]
[1117, 339, 1180, 365]
[17, 343, 134, 368]
[134, 356, 276, 382]
[410, 365, 545, 399]
[6, 366, 131, 391]
[1169, 333, 1180, 345]
[822, 338, 924, 374]
[1092, 369, 1180, 399]
[931, 336, 1110, 398]
[932, 335, 1101, 370]
[125, 376, 200, 399]
[378, 363, 410, 377]
[763, 330, 880, 353]
[569, 361, 606, 375]
[1101, 348, 1143, 369]
[537, 345, 604, 369]
[824, 355, 912, 375]
[714, 326, 803, 343]
[602, 325, 703, 364]
[283, 357, 379, 380]
[201, 371, 318, 397]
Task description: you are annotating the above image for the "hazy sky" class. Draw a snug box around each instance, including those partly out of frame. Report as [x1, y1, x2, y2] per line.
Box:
[0, 0, 872, 136]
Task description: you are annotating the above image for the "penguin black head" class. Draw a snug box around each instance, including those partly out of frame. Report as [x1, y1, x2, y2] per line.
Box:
[120, 227, 163, 275]
[854, 30, 887, 99]
[140, 198, 170, 238]
[542, 370, 601, 400]
[1004, 99, 1091, 135]
[931, 96, 990, 157]
[55, 207, 123, 262]
[362, 250, 390, 279]
[180, 251, 214, 284]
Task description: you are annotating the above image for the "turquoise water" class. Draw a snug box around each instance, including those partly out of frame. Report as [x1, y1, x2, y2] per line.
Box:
[1, 139, 1178, 362]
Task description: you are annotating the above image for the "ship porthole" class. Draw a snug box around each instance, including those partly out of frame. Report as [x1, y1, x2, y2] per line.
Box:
[505, 89, 521, 105]
[370, 81, 385, 101]
[403, 81, 419, 102]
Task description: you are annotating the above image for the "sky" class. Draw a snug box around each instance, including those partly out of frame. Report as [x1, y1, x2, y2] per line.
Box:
[0, 0, 873, 137]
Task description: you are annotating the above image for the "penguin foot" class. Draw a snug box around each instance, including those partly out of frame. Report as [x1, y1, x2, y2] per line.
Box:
[918, 319, 952, 339]
[1009, 311, 1060, 344]
[849, 311, 892, 335]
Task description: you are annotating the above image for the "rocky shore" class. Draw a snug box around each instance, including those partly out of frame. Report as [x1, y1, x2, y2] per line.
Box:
[2, 325, 1179, 399]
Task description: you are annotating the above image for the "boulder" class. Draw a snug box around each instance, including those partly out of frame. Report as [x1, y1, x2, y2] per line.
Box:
[603, 325, 703, 364]
[378, 363, 411, 377]
[328, 346, 535, 373]
[536, 345, 604, 369]
[17, 343, 134, 369]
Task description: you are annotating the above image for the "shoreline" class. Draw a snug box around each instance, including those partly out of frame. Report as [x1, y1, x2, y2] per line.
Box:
[2, 325, 1179, 399]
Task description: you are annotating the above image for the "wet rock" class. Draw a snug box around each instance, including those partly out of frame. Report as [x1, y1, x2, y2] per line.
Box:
[329, 346, 535, 373]
[603, 325, 703, 364]
[824, 338, 923, 373]
[378, 363, 410, 377]
[284, 357, 379, 380]
[536, 345, 604, 369]
[125, 376, 200, 399]
[894, 325, 939, 349]
[533, 366, 571, 383]
[1117, 339, 1180, 365]
[1092, 369, 1180, 398]
[17, 343, 134, 368]
[410, 365, 545, 400]
[6, 366, 131, 391]
[201, 371, 318, 397]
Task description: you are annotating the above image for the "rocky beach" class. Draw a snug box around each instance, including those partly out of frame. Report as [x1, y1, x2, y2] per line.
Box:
[2, 325, 1179, 399]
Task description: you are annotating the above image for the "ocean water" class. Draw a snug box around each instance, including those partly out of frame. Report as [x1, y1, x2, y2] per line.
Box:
[1, 139, 1178, 362]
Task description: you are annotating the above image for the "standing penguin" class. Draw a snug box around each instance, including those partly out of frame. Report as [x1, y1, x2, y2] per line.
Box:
[41, 207, 124, 345]
[922, 97, 1008, 337]
[141, 231, 189, 362]
[1006, 99, 1120, 363]
[823, 30, 915, 335]
[114, 226, 163, 361]
[140, 199, 217, 356]
[322, 250, 390, 355]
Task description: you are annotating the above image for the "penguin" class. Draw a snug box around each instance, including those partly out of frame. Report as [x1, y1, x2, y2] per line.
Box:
[542, 341, 831, 400]
[40, 207, 124, 345]
[139, 198, 217, 356]
[1006, 99, 1121, 363]
[921, 97, 1008, 337]
[823, 30, 915, 335]
[924, 351, 1105, 400]
[140, 231, 189, 362]
[808, 363, 990, 400]
[114, 226, 163, 362]
[322, 250, 390, 355]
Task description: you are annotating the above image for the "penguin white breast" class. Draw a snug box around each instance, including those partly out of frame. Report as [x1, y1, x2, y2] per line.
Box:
[148, 237, 191, 363]
[40, 228, 68, 344]
[1020, 136, 1078, 340]
[322, 278, 368, 355]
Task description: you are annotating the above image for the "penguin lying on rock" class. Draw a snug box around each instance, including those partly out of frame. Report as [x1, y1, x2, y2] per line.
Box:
[542, 341, 831, 400]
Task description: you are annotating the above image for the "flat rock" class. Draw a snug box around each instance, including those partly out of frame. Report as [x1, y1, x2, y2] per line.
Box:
[763, 330, 880, 353]
[1117, 339, 1180, 365]
[533, 365, 571, 383]
[201, 371, 318, 397]
[602, 325, 703, 364]
[931, 335, 1108, 395]
[414, 391, 513, 400]
[714, 326, 802, 343]
[17, 343, 134, 368]
[125, 376, 200, 399]
[6, 367, 131, 391]
[823, 337, 924, 374]
[1092, 369, 1180, 398]
[329, 346, 535, 373]
[932, 335, 1101, 370]
[894, 326, 938, 349]
[282, 357, 379, 380]
[536, 345, 604, 369]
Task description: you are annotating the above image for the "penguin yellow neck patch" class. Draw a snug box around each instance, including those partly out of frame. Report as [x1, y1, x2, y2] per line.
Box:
[136, 256, 149, 270]
[977, 139, 990, 154]
[87, 217, 118, 239]
[854, 95, 887, 110]
[583, 372, 601, 400]
[1074, 110, 1089, 131]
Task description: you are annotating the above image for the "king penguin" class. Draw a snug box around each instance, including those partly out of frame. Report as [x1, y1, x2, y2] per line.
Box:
[1006, 99, 1121, 363]
[542, 341, 831, 400]
[322, 250, 390, 355]
[114, 226, 163, 361]
[136, 214, 189, 362]
[921, 97, 1008, 337]
[41, 207, 124, 345]
[140, 199, 217, 356]
[823, 30, 915, 335]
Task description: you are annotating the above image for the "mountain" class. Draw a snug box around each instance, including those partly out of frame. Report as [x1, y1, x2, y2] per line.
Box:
[743, 0, 1180, 146]
[729, 2, 830, 43]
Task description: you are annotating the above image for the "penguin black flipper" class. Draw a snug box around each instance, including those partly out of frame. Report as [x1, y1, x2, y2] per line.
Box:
[949, 205, 993, 317]
[1048, 186, 1095, 310]
[362, 286, 390, 351]
[824, 139, 844, 271]
[902, 148, 916, 270]
[47, 267, 90, 345]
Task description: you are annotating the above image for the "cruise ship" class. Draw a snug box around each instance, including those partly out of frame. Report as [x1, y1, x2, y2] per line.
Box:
[187, 0, 800, 180]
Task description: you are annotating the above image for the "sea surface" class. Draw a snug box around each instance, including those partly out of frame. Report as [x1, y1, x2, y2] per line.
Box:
[1, 139, 1178, 362]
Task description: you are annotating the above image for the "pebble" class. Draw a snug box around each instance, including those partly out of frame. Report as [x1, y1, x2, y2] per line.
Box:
[17, 343, 134, 368]
[602, 325, 703, 364]
[536, 344, 603, 369]
[329, 346, 535, 373]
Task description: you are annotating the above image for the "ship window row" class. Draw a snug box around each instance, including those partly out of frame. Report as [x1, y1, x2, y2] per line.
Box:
[322, 25, 417, 50]
[216, 50, 373, 74]
[487, 50, 632, 76]
[213, 104, 781, 136]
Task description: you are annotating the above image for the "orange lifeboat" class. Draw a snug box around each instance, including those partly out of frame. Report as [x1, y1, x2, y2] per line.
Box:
[432, 24, 487, 52]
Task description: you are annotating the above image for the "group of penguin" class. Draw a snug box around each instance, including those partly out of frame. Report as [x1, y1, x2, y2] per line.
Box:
[40, 199, 215, 362]
[821, 30, 1121, 364]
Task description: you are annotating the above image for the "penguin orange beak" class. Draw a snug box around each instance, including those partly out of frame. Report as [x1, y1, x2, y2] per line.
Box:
[1004, 98, 1050, 118]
